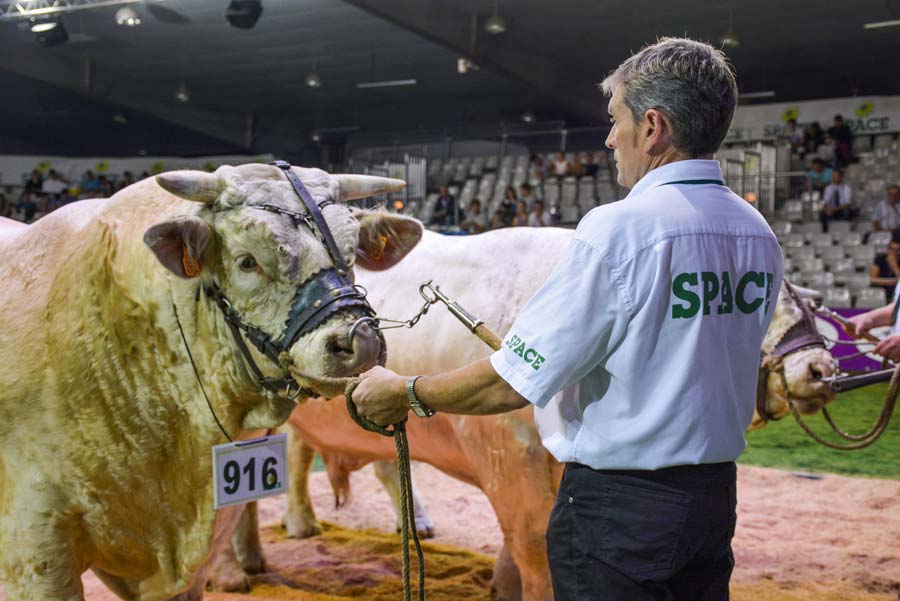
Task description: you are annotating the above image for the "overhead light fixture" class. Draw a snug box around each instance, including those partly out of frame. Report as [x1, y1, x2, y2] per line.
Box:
[225, 0, 262, 29]
[30, 17, 68, 46]
[310, 131, 321, 143]
[112, 112, 128, 124]
[115, 6, 141, 26]
[864, 19, 900, 29]
[305, 70, 322, 89]
[175, 82, 190, 103]
[356, 79, 417, 89]
[719, 10, 739, 48]
[484, 0, 506, 35]
[740, 90, 776, 99]
[521, 110, 536, 123]
[457, 57, 479, 74]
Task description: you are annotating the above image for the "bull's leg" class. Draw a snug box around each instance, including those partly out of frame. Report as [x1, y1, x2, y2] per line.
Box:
[491, 544, 522, 601]
[232, 502, 266, 574]
[372, 460, 435, 539]
[203, 540, 250, 593]
[282, 426, 323, 538]
[455, 412, 559, 601]
[0, 500, 88, 601]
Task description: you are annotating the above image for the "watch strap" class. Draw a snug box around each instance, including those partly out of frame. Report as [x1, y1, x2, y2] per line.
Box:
[406, 375, 436, 417]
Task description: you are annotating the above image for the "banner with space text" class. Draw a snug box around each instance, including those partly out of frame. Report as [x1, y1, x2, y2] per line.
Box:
[726, 96, 900, 144]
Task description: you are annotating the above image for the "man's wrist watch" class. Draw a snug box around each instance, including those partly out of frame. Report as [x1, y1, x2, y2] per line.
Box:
[406, 376, 436, 418]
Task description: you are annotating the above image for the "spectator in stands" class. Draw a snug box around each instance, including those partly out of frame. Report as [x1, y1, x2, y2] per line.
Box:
[459, 198, 488, 234]
[41, 170, 68, 196]
[80, 170, 99, 194]
[98, 176, 114, 197]
[873, 185, 900, 234]
[518, 183, 537, 210]
[0, 193, 8, 218]
[492, 194, 517, 229]
[504, 185, 518, 204]
[784, 118, 804, 155]
[45, 193, 65, 214]
[819, 169, 857, 232]
[117, 171, 136, 191]
[139, 171, 151, 181]
[530, 154, 547, 180]
[574, 152, 599, 178]
[431, 186, 458, 228]
[828, 114, 854, 168]
[24, 170, 43, 194]
[802, 122, 825, 156]
[870, 232, 900, 301]
[512, 200, 529, 227]
[15, 193, 37, 223]
[528, 199, 551, 227]
[806, 158, 833, 193]
[551, 152, 571, 179]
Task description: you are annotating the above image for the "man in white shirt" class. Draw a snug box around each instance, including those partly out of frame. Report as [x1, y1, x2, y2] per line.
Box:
[528, 200, 551, 227]
[872, 185, 900, 233]
[845, 284, 900, 360]
[352, 37, 782, 601]
[819, 169, 857, 232]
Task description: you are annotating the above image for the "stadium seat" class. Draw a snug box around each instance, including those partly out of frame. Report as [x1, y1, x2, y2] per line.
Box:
[806, 272, 834, 289]
[797, 258, 824, 272]
[788, 245, 816, 259]
[856, 287, 888, 308]
[809, 233, 833, 248]
[781, 200, 804, 221]
[823, 288, 852, 308]
[869, 231, 893, 248]
[770, 221, 791, 236]
[818, 245, 845, 262]
[846, 273, 873, 290]
[847, 245, 876, 267]
[842, 232, 863, 247]
[829, 221, 852, 235]
[782, 233, 806, 249]
[831, 259, 857, 285]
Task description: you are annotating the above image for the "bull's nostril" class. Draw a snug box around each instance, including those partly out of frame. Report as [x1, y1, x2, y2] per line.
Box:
[810, 366, 823, 379]
[326, 335, 354, 357]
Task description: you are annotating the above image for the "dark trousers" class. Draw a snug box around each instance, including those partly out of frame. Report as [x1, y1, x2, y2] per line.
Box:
[819, 207, 858, 232]
[546, 461, 737, 601]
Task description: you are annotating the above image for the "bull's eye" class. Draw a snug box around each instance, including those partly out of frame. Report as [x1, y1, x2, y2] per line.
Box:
[238, 254, 258, 272]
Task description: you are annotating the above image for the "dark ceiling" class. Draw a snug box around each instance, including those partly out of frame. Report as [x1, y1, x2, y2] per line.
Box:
[2, 0, 900, 157]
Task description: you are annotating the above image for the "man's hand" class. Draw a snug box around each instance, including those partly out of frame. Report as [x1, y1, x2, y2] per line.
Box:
[351, 366, 410, 426]
[845, 313, 876, 338]
[875, 334, 900, 362]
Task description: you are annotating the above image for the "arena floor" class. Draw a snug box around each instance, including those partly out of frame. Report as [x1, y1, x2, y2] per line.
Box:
[1, 462, 896, 601]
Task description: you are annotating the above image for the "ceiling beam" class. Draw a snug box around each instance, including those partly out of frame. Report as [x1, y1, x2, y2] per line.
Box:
[341, 0, 607, 126]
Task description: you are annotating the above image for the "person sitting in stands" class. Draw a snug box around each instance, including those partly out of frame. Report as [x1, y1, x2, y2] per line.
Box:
[528, 199, 551, 227]
[870, 233, 900, 302]
[41, 170, 68, 196]
[530, 154, 547, 181]
[806, 158, 833, 193]
[784, 118, 804, 155]
[552, 152, 571, 179]
[518, 183, 537, 211]
[492, 193, 517, 229]
[819, 169, 857, 232]
[24, 170, 43, 194]
[803, 121, 825, 156]
[15, 193, 37, 223]
[117, 171, 135, 192]
[430, 186, 458, 228]
[873, 185, 900, 234]
[512, 200, 529, 227]
[459, 198, 488, 234]
[828, 114, 854, 168]
[80, 170, 99, 193]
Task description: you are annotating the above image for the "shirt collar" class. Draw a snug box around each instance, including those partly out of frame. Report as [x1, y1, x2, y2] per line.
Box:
[626, 159, 725, 198]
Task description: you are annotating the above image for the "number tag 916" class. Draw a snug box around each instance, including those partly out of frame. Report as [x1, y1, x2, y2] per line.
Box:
[212, 434, 288, 509]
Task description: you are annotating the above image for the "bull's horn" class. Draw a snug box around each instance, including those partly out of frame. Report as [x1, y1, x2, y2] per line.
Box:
[333, 174, 406, 202]
[156, 171, 225, 204]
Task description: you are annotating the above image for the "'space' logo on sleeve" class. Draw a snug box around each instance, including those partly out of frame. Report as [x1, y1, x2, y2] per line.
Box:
[671, 271, 776, 318]
[505, 334, 546, 370]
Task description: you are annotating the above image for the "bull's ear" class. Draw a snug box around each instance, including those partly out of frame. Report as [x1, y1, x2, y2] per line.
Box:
[143, 216, 212, 279]
[354, 210, 422, 271]
[156, 171, 224, 203]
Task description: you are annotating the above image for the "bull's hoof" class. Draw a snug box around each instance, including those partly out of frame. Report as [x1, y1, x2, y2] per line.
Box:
[491, 546, 523, 601]
[238, 548, 268, 575]
[283, 516, 323, 539]
[395, 525, 436, 539]
[206, 568, 251, 594]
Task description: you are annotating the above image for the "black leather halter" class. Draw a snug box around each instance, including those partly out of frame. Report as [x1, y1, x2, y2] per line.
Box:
[756, 281, 826, 421]
[204, 160, 375, 397]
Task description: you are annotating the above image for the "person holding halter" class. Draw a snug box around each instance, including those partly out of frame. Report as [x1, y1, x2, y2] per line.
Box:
[352, 37, 783, 600]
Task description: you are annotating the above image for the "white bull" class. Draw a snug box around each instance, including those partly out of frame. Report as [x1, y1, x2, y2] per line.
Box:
[231, 227, 837, 601]
[0, 163, 422, 601]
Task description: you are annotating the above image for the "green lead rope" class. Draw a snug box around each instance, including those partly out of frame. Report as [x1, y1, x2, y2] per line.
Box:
[344, 378, 426, 601]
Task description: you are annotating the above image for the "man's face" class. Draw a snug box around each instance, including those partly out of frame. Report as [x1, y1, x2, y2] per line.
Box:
[605, 84, 646, 189]
[832, 171, 842, 184]
[811, 162, 823, 173]
[889, 187, 900, 204]
[440, 186, 448, 196]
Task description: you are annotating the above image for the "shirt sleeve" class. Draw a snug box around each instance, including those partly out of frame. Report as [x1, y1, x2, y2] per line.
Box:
[823, 185, 836, 207]
[490, 238, 631, 408]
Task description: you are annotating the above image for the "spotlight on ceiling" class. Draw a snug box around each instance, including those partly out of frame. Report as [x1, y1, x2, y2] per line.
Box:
[457, 57, 479, 75]
[30, 17, 68, 46]
[112, 112, 128, 125]
[115, 6, 142, 27]
[175, 82, 190, 103]
[484, 0, 506, 35]
[305, 71, 322, 88]
[719, 9, 739, 48]
[225, 0, 263, 30]
[521, 110, 536, 124]
[310, 131, 321, 143]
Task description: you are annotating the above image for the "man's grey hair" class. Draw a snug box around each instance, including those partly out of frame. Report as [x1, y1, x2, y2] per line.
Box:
[601, 37, 738, 157]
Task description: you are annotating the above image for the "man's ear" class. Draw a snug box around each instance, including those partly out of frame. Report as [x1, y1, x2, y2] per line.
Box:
[643, 108, 674, 156]
[355, 210, 423, 271]
[143, 216, 212, 279]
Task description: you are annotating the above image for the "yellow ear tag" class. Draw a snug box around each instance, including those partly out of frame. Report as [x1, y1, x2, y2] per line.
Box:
[182, 243, 201, 277]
